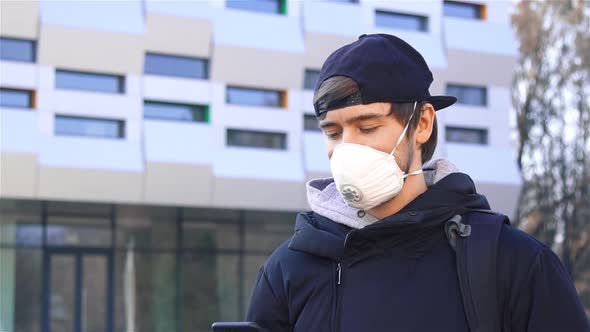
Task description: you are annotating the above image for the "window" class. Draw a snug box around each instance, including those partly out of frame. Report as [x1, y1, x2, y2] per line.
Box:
[0, 88, 33, 109]
[446, 126, 488, 145]
[144, 100, 209, 122]
[446, 84, 487, 106]
[226, 129, 287, 150]
[303, 114, 321, 132]
[444, 1, 485, 20]
[226, 0, 286, 15]
[304, 69, 320, 90]
[226, 86, 285, 108]
[55, 115, 125, 139]
[144, 53, 209, 79]
[375, 10, 428, 32]
[55, 70, 125, 94]
[0, 37, 36, 62]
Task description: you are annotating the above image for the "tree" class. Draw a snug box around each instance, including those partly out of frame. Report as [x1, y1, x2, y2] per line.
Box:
[512, 0, 590, 313]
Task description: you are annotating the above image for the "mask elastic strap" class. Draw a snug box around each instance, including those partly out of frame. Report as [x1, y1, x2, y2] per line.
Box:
[403, 168, 424, 178]
[390, 101, 418, 156]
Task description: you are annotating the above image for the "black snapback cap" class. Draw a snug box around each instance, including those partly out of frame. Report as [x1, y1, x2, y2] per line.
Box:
[314, 33, 457, 117]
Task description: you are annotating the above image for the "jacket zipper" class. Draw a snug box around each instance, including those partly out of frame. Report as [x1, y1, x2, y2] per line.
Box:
[333, 231, 352, 332]
[333, 261, 343, 332]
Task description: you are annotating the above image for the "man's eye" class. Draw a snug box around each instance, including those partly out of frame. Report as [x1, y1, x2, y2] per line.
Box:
[324, 132, 341, 140]
[360, 127, 378, 134]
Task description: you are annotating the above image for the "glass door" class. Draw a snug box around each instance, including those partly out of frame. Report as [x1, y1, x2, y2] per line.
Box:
[43, 248, 113, 332]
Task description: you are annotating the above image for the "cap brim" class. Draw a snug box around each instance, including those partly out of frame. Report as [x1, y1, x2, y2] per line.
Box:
[426, 96, 457, 111]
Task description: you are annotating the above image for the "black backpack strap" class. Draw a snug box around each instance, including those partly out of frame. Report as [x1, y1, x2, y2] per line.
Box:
[445, 210, 509, 332]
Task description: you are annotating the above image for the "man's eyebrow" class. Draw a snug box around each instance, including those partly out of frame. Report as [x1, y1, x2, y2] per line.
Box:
[345, 113, 387, 124]
[319, 112, 387, 129]
[319, 121, 337, 129]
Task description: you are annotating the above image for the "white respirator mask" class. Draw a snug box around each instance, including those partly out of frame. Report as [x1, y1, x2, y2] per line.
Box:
[330, 102, 423, 211]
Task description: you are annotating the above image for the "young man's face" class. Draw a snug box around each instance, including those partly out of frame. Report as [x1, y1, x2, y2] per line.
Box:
[319, 102, 416, 170]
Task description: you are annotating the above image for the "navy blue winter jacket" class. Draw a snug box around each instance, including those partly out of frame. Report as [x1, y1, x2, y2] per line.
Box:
[246, 173, 589, 332]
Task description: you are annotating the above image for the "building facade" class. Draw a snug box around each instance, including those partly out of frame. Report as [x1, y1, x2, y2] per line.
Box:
[0, 1, 521, 331]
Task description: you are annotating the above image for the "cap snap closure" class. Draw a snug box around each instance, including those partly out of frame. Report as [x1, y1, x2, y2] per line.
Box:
[357, 210, 366, 218]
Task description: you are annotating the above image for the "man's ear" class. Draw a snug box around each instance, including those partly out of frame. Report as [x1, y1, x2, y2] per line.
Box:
[415, 103, 435, 145]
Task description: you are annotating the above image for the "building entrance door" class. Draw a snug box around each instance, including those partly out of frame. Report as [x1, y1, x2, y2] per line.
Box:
[42, 248, 113, 332]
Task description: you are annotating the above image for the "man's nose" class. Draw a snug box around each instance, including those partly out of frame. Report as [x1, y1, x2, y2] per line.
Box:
[341, 130, 360, 145]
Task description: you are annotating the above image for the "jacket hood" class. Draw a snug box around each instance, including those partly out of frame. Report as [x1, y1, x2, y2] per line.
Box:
[291, 159, 490, 260]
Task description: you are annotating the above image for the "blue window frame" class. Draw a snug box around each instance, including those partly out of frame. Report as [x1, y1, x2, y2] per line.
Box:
[0, 88, 33, 108]
[446, 84, 488, 106]
[144, 100, 209, 122]
[226, 129, 287, 150]
[0, 37, 36, 62]
[226, 0, 285, 14]
[444, 1, 483, 20]
[226, 86, 285, 108]
[375, 10, 428, 32]
[55, 115, 125, 139]
[304, 70, 320, 90]
[55, 70, 125, 94]
[144, 53, 209, 79]
[446, 126, 488, 145]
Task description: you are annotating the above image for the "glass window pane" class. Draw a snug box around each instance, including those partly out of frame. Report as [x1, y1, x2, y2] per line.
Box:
[183, 207, 241, 221]
[183, 208, 240, 250]
[0, 200, 43, 246]
[226, 129, 287, 150]
[375, 10, 428, 32]
[82, 255, 108, 332]
[47, 215, 111, 247]
[144, 101, 208, 122]
[303, 114, 320, 132]
[182, 253, 240, 330]
[464, 88, 486, 105]
[226, 0, 280, 14]
[0, 248, 17, 332]
[446, 126, 488, 145]
[243, 210, 294, 253]
[183, 221, 239, 251]
[444, 1, 481, 19]
[0, 88, 33, 108]
[446, 84, 487, 106]
[55, 115, 125, 139]
[303, 69, 320, 90]
[226, 87, 283, 108]
[46, 201, 112, 216]
[49, 254, 76, 332]
[114, 252, 177, 332]
[1, 249, 42, 332]
[55, 70, 124, 94]
[117, 206, 177, 250]
[45, 200, 112, 247]
[144, 53, 209, 79]
[0, 37, 35, 62]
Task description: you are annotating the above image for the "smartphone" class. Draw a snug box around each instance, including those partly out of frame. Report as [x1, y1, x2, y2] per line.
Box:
[211, 321, 261, 332]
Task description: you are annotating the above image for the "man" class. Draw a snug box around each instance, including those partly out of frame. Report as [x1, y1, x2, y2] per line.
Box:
[246, 34, 589, 331]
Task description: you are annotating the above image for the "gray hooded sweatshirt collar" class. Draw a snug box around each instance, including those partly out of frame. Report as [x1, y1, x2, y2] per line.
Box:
[305, 159, 460, 229]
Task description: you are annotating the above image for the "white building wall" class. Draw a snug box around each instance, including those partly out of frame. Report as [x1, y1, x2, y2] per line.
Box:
[0, 109, 40, 154]
[0, 62, 38, 89]
[0, 0, 521, 216]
